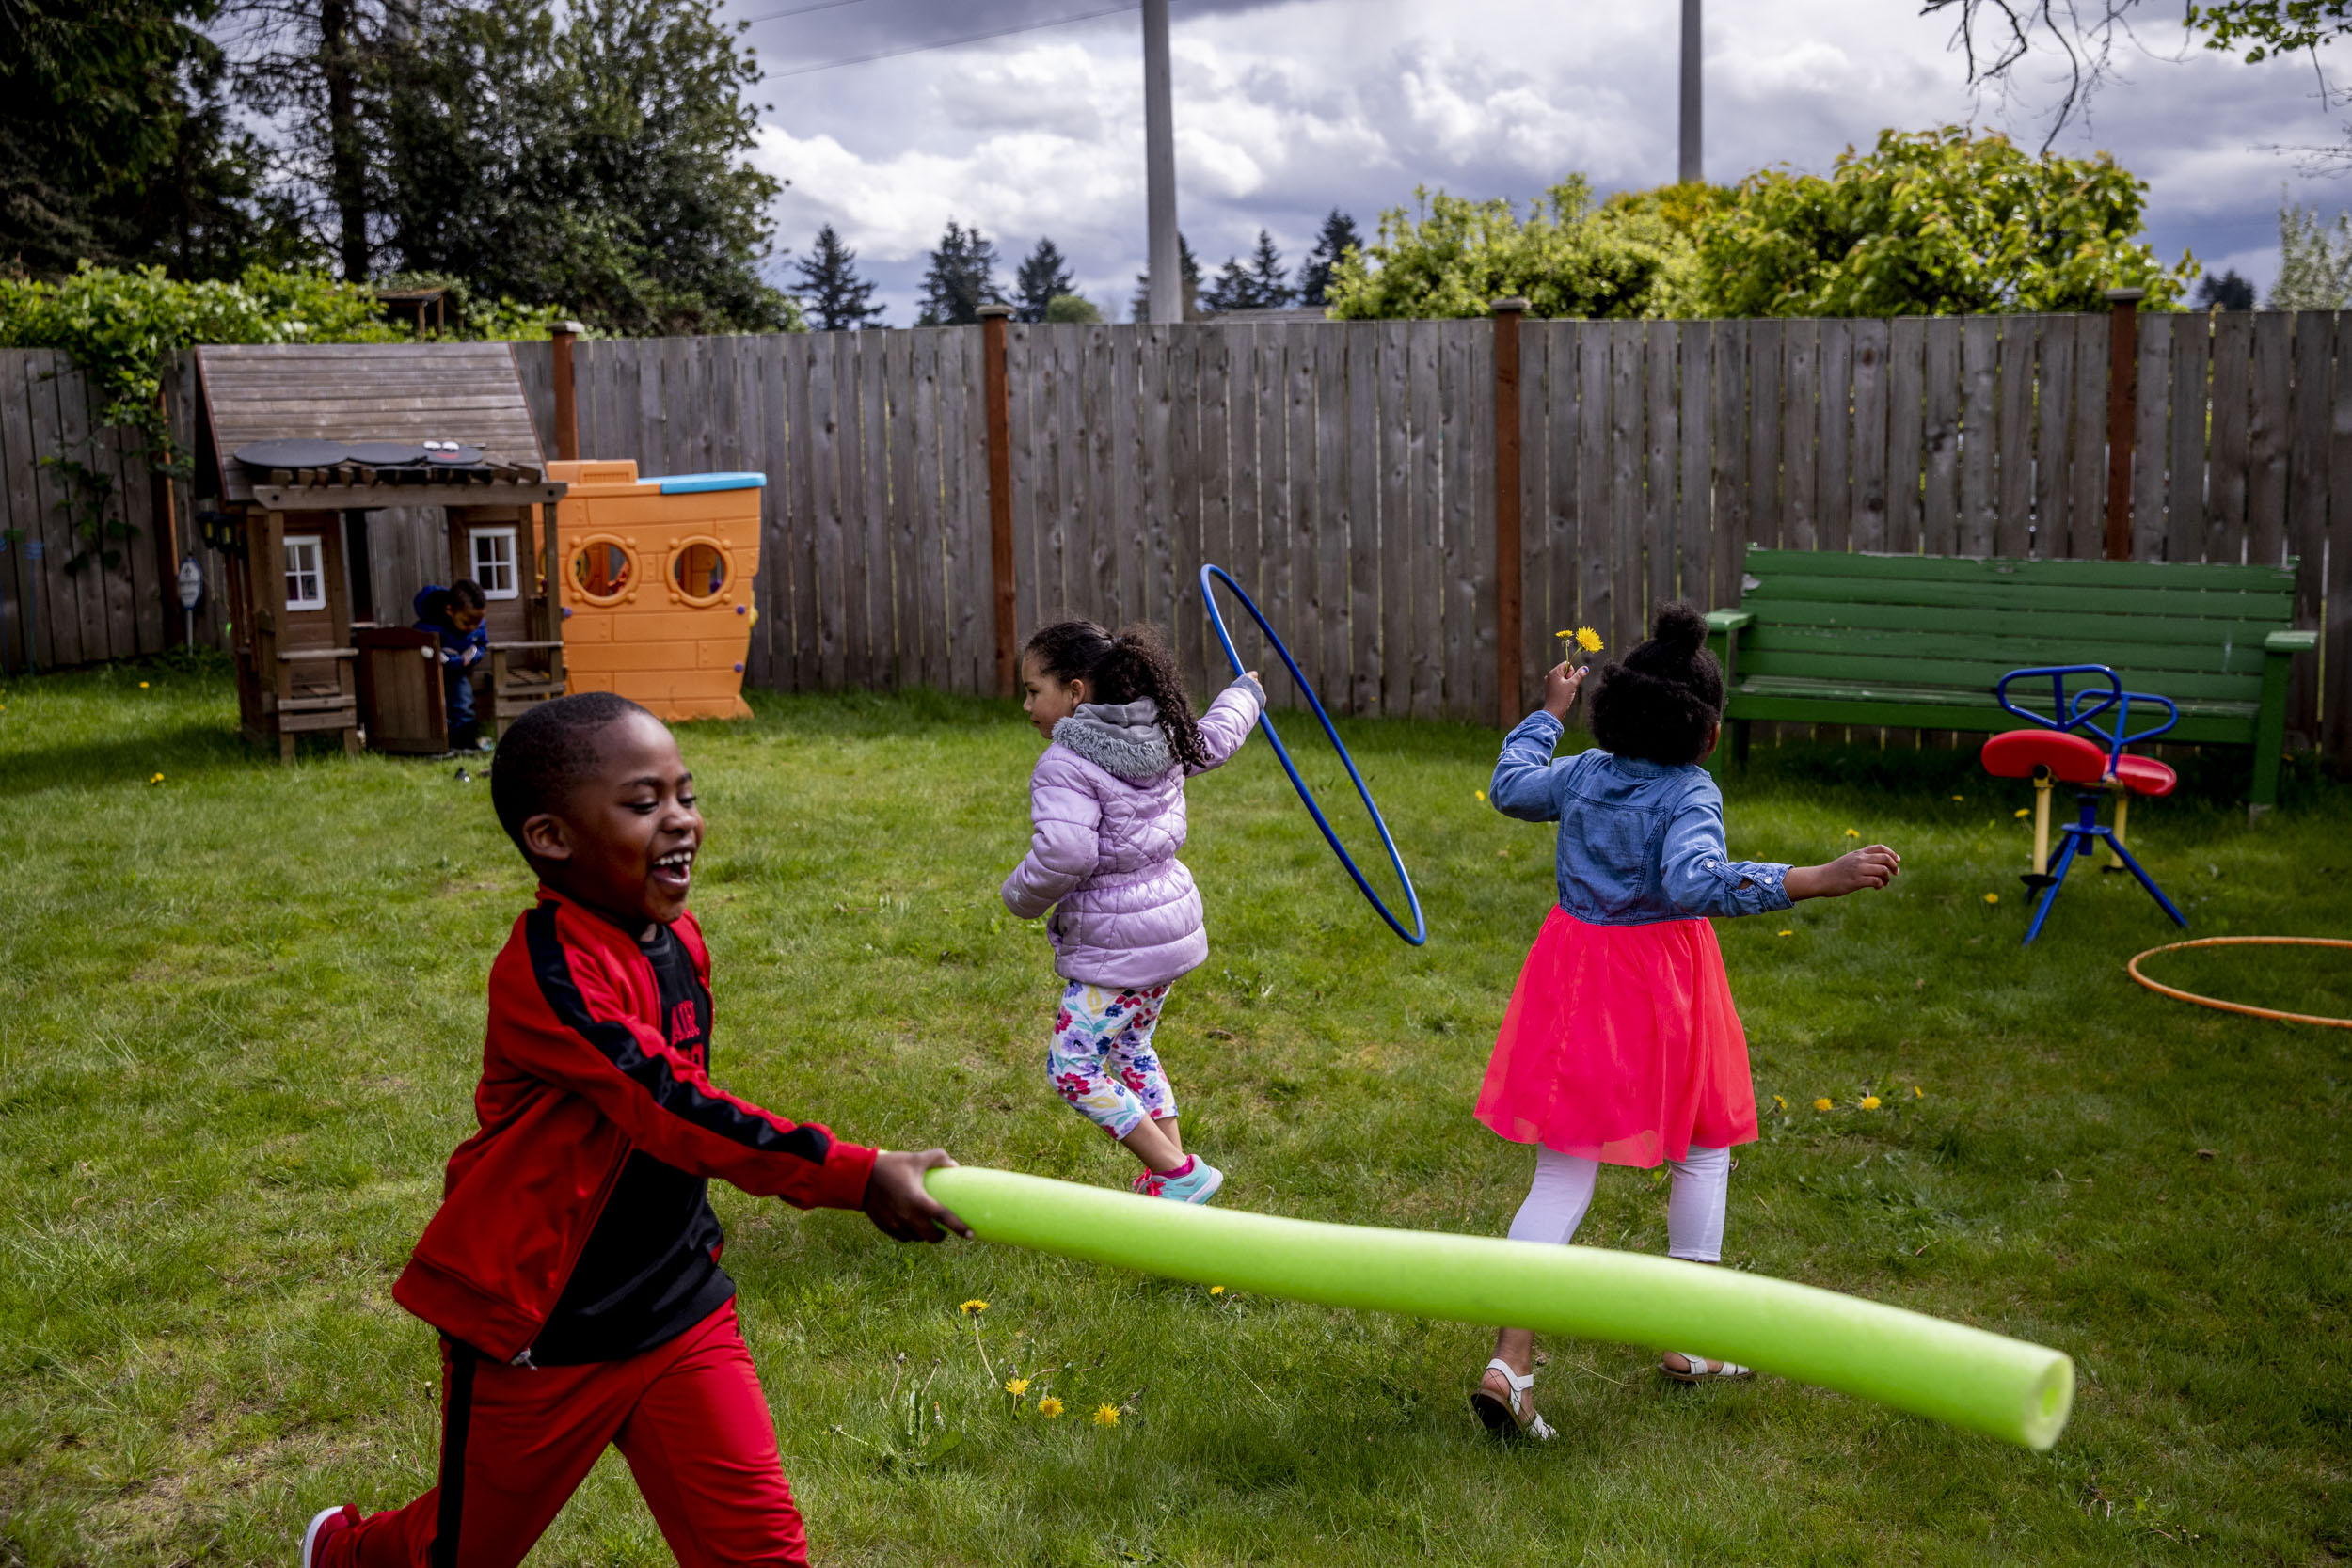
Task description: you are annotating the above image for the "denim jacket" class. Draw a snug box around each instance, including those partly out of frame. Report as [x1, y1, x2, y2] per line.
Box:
[1491, 711, 1791, 926]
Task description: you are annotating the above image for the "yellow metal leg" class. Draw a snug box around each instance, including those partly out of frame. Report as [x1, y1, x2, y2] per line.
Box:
[2106, 790, 2129, 869]
[2030, 776, 2052, 878]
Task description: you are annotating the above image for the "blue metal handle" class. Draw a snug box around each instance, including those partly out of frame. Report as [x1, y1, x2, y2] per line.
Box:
[1996, 665, 2121, 736]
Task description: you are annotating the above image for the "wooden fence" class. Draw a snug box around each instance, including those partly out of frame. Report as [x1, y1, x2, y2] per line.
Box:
[4, 311, 2346, 767]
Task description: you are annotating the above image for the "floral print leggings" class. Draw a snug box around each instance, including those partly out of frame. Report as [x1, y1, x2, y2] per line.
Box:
[1048, 980, 1177, 1140]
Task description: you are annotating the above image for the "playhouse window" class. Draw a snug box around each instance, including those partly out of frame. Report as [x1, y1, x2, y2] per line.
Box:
[283, 535, 326, 610]
[470, 527, 518, 599]
[671, 541, 728, 604]
[569, 539, 634, 603]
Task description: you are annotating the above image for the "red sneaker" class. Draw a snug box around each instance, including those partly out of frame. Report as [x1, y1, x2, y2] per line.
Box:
[301, 1505, 361, 1567]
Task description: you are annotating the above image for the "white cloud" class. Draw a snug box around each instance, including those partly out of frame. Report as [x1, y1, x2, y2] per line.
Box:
[740, 0, 2352, 319]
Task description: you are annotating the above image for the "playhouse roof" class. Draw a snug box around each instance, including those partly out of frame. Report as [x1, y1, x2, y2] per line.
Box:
[195, 342, 554, 507]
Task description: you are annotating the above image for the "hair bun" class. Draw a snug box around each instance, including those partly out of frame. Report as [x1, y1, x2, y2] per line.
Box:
[1648, 602, 1708, 654]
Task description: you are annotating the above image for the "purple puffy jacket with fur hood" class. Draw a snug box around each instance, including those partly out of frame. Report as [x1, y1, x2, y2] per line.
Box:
[1000, 676, 1263, 989]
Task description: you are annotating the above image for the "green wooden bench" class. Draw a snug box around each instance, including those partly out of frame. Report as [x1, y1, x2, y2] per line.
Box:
[1705, 546, 2318, 808]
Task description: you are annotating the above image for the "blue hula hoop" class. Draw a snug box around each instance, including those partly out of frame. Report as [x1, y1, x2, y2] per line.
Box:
[1199, 563, 1427, 945]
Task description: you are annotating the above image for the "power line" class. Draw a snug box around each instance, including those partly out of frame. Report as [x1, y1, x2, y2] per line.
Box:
[738, 0, 874, 27]
[769, 2, 1142, 78]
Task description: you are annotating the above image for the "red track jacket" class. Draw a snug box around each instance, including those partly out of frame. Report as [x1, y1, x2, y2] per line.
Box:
[392, 890, 878, 1361]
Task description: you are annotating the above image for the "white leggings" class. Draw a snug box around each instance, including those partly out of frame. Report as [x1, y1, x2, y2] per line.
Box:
[1505, 1144, 1731, 1262]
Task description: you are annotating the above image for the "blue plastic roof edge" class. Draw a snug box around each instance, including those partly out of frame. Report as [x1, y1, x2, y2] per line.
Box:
[640, 471, 767, 494]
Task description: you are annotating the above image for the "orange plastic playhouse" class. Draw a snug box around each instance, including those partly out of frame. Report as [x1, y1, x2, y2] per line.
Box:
[547, 461, 764, 721]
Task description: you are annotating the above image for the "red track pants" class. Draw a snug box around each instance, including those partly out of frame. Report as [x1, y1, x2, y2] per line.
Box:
[326, 1300, 807, 1568]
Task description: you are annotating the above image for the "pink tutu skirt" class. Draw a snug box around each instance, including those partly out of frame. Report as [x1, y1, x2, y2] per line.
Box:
[1475, 907, 1758, 1167]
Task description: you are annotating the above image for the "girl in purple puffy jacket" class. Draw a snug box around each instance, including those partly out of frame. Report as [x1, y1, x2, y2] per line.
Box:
[1001, 621, 1263, 1202]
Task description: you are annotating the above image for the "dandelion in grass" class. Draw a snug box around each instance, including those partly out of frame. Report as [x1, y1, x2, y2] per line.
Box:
[1951, 795, 1963, 802]
[1814, 1097, 1833, 1112]
[959, 1300, 988, 1315]
[1093, 1403, 1121, 1427]
[1210, 1285, 1226, 1296]
[1984, 893, 2000, 905]
[148, 772, 164, 784]
[138, 681, 149, 689]
[1845, 828, 1861, 839]
[1772, 1094, 1788, 1112]
[1005, 1377, 1029, 1398]
[1777, 929, 1793, 938]
[1038, 1395, 1064, 1418]
[2015, 808, 2031, 819]
[1914, 1085, 1925, 1099]
[1474, 789, 1486, 802]
[1861, 1095, 1882, 1110]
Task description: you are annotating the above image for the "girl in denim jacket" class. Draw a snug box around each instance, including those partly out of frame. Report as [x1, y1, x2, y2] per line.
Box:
[1469, 603, 1901, 1439]
[1002, 622, 1263, 1203]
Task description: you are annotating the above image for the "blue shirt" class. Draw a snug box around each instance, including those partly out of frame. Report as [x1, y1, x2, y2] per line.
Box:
[1492, 712, 1791, 926]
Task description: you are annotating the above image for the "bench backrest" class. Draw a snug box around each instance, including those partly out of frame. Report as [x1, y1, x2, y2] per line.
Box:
[1736, 547, 2298, 708]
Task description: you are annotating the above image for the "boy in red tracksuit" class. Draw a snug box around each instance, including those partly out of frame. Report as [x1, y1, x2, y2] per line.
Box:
[303, 691, 968, 1568]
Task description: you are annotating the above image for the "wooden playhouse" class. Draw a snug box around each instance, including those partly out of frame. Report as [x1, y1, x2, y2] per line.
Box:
[546, 460, 763, 721]
[192, 342, 569, 757]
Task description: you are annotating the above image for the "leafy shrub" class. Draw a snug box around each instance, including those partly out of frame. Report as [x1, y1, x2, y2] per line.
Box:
[0, 262, 401, 431]
[1692, 127, 2191, 317]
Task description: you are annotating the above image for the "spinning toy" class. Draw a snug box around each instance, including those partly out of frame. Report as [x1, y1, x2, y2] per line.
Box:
[1200, 563, 1426, 945]
[1980, 665, 2186, 945]
[926, 1165, 2075, 1449]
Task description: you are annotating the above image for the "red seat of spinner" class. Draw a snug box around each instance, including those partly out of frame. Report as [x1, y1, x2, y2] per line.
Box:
[2110, 753, 2178, 797]
[1979, 728, 2109, 784]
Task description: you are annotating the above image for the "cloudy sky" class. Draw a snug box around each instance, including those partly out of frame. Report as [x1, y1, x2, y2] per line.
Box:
[721, 0, 2349, 323]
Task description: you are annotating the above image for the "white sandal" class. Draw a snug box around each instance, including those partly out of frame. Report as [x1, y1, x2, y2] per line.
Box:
[1661, 1351, 1753, 1383]
[1470, 1357, 1556, 1440]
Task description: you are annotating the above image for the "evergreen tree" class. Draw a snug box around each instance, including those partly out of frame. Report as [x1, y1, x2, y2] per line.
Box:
[2190, 268, 2253, 311]
[1203, 228, 1292, 312]
[1014, 236, 1076, 323]
[915, 217, 1002, 325]
[1295, 208, 1361, 307]
[1129, 231, 1200, 322]
[794, 223, 884, 329]
[0, 0, 298, 278]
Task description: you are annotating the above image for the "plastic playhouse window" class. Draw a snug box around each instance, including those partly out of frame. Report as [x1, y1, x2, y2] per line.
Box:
[283, 534, 326, 610]
[569, 539, 634, 603]
[470, 527, 518, 599]
[671, 540, 729, 604]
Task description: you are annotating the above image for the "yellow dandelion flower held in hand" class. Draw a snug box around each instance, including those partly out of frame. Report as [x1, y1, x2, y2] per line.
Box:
[1093, 1403, 1121, 1427]
[959, 1299, 989, 1315]
[1860, 1095, 1882, 1110]
[1005, 1378, 1029, 1397]
[1576, 626, 1603, 654]
[1813, 1097, 1833, 1112]
[1038, 1395, 1064, 1418]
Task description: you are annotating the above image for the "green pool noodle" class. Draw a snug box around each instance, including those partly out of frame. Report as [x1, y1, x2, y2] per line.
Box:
[924, 1165, 2074, 1450]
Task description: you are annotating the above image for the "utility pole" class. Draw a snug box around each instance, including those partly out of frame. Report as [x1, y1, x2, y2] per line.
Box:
[1678, 0, 1702, 185]
[1142, 0, 1182, 324]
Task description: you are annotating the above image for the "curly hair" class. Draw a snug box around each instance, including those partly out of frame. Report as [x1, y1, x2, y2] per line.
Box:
[1022, 619, 1210, 770]
[1586, 602, 1724, 766]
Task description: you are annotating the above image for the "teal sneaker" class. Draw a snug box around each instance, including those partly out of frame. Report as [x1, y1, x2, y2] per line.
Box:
[1135, 1156, 1224, 1204]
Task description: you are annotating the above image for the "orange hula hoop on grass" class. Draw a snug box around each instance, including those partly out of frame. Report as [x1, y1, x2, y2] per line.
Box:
[2125, 936, 2352, 1029]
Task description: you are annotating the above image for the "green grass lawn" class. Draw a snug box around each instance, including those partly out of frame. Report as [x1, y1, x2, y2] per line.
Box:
[1, 660, 2346, 1565]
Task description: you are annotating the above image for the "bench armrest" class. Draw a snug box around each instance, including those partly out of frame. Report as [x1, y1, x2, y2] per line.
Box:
[490, 640, 567, 651]
[1705, 610, 1753, 634]
[2264, 628, 2318, 655]
[278, 647, 357, 661]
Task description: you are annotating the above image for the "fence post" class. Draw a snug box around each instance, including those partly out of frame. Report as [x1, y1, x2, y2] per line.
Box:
[978, 304, 1018, 697]
[1492, 297, 1527, 728]
[551, 321, 582, 463]
[2103, 288, 2143, 562]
